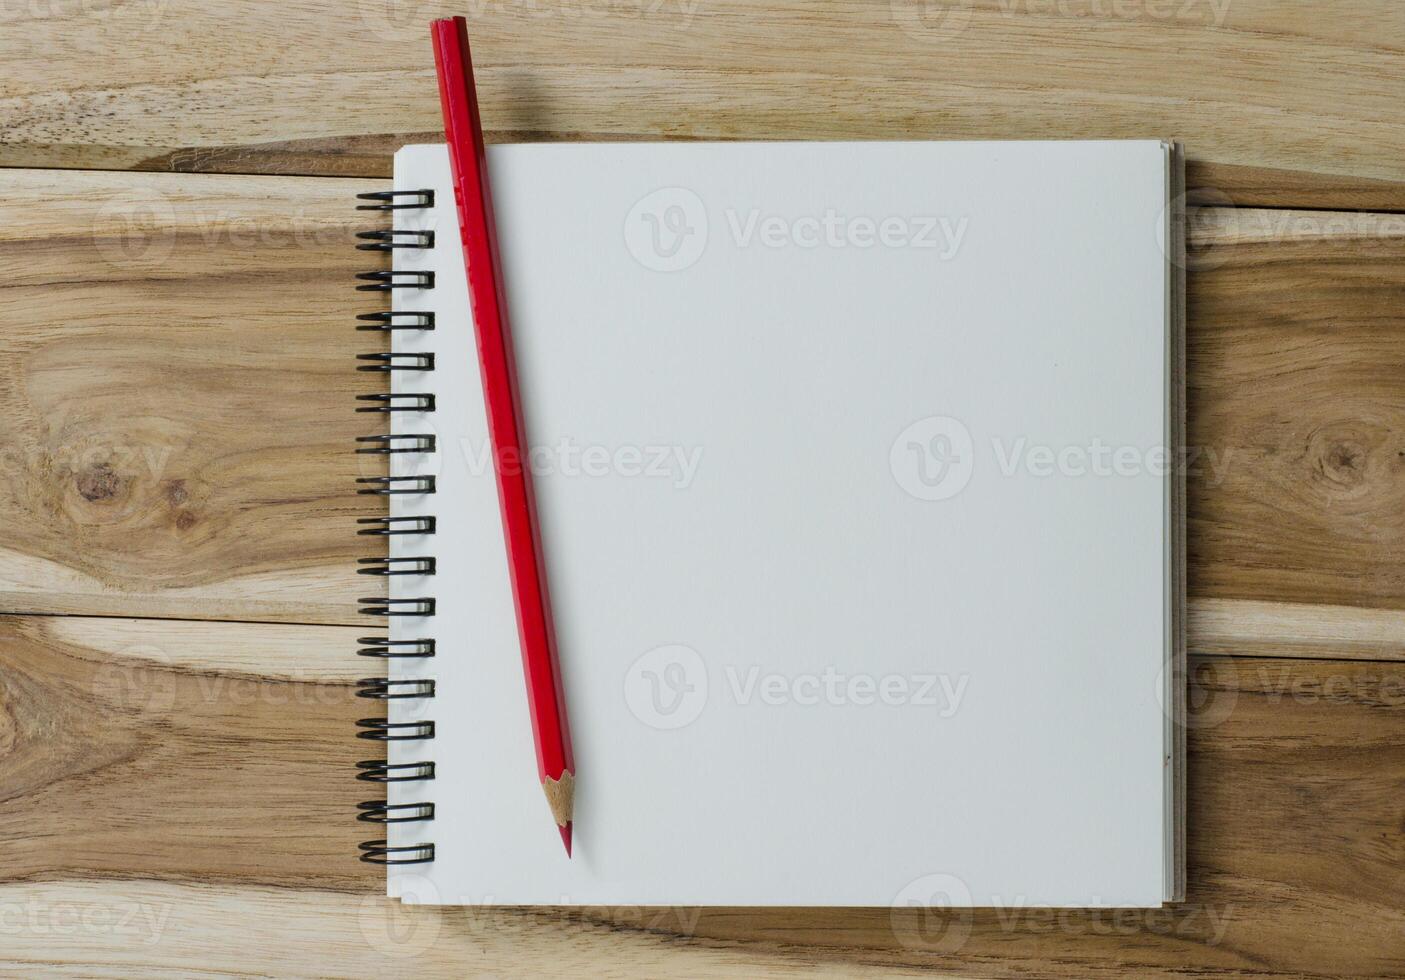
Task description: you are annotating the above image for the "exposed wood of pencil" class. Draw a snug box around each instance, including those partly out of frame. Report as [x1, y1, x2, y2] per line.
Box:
[543, 771, 575, 857]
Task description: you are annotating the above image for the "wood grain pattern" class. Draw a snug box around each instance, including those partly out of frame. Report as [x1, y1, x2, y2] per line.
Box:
[1187, 205, 1405, 612]
[1, 152, 1402, 976]
[0, 881, 899, 979]
[1190, 598, 1405, 662]
[0, 169, 386, 626]
[2, 1, 1405, 208]
[1, 617, 1400, 977]
[5, 168, 1405, 632]
[0, 616, 371, 889]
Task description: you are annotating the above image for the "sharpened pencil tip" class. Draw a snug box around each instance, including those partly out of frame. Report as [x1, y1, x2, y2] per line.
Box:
[559, 822, 573, 857]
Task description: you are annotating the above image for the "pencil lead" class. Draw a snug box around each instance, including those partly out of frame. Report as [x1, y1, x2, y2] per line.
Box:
[559, 821, 573, 858]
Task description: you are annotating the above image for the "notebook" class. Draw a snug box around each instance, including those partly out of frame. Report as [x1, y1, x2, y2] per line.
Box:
[355, 139, 1186, 908]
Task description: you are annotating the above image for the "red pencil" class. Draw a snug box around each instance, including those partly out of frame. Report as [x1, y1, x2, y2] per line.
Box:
[431, 16, 575, 857]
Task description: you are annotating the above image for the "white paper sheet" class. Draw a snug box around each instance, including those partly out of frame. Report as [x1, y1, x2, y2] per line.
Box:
[384, 140, 1175, 907]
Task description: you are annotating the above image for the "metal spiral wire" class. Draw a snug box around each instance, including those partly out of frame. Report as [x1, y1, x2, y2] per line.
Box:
[355, 188, 437, 866]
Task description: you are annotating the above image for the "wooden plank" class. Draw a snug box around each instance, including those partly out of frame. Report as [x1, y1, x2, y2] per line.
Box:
[1, 1, 1404, 208]
[31, 616, 362, 682]
[0, 881, 896, 979]
[1191, 598, 1405, 662]
[0, 616, 1400, 976]
[0, 168, 386, 626]
[1187, 206, 1405, 612]
[0, 616, 373, 889]
[4, 167, 1405, 632]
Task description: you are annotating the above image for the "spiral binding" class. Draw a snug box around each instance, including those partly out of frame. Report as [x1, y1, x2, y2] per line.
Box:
[356, 270, 436, 292]
[357, 311, 436, 332]
[356, 393, 437, 413]
[357, 476, 437, 496]
[356, 434, 437, 454]
[357, 352, 435, 372]
[357, 515, 435, 536]
[355, 188, 437, 866]
[359, 557, 437, 576]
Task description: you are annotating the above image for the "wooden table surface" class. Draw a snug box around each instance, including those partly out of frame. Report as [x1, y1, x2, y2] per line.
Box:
[2, 2, 1403, 977]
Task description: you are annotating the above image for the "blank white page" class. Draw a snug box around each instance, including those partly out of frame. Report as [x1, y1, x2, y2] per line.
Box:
[386, 140, 1173, 907]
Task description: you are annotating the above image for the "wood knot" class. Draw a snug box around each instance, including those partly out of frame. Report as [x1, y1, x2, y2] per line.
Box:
[1319, 439, 1367, 488]
[175, 511, 197, 531]
[0, 685, 15, 756]
[1326, 443, 1363, 472]
[166, 479, 189, 506]
[1304, 422, 1383, 499]
[75, 462, 124, 502]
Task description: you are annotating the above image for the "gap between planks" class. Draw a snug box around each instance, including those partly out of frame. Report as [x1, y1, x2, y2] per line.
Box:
[3, 597, 1404, 668]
